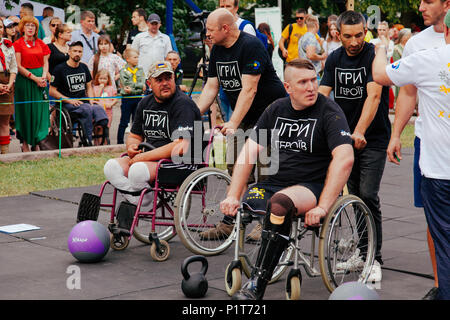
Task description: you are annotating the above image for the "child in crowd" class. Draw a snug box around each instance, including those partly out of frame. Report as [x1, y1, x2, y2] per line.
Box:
[165, 50, 187, 92]
[88, 34, 125, 91]
[117, 47, 145, 144]
[92, 69, 116, 145]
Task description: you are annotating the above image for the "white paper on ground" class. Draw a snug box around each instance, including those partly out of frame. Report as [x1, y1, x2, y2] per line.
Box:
[0, 224, 41, 234]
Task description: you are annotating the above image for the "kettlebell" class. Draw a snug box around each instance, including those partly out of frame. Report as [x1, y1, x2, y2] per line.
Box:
[181, 255, 208, 298]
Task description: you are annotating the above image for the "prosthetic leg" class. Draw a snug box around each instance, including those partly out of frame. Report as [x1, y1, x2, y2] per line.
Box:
[233, 203, 294, 300]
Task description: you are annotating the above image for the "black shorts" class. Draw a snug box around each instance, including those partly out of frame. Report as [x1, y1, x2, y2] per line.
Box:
[242, 181, 324, 214]
[157, 163, 200, 186]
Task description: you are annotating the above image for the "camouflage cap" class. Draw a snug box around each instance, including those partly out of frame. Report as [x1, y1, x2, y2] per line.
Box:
[148, 61, 174, 78]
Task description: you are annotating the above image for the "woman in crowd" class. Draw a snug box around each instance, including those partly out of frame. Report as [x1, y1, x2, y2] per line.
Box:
[257, 23, 275, 59]
[48, 24, 71, 77]
[322, 21, 341, 56]
[13, 16, 50, 152]
[0, 19, 17, 154]
[3, 18, 19, 43]
[43, 17, 62, 44]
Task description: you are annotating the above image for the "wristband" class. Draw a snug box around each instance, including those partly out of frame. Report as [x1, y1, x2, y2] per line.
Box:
[27, 72, 32, 78]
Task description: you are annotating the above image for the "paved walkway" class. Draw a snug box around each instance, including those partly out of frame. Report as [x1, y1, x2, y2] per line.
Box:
[0, 146, 435, 301]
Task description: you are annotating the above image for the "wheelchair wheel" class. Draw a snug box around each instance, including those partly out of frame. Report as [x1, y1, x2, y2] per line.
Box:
[238, 213, 294, 284]
[150, 240, 170, 262]
[50, 105, 72, 137]
[110, 233, 130, 251]
[132, 193, 177, 245]
[224, 263, 242, 296]
[174, 167, 234, 256]
[285, 270, 302, 300]
[319, 195, 376, 292]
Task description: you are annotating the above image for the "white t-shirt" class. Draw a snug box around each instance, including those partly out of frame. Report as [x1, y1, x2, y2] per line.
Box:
[386, 44, 450, 180]
[237, 17, 256, 36]
[370, 38, 395, 60]
[402, 26, 445, 138]
[132, 31, 173, 78]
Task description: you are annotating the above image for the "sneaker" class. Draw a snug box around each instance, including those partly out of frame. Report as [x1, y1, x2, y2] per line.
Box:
[422, 287, 439, 300]
[245, 222, 262, 242]
[336, 249, 365, 271]
[367, 260, 382, 282]
[199, 222, 233, 240]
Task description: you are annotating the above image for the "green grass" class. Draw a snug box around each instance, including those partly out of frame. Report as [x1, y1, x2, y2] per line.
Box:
[0, 124, 415, 197]
[0, 152, 121, 197]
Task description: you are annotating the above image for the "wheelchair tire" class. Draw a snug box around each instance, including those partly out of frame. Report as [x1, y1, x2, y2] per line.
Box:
[285, 274, 301, 300]
[110, 233, 130, 251]
[50, 105, 73, 137]
[225, 263, 242, 297]
[150, 240, 170, 262]
[174, 167, 234, 256]
[318, 194, 376, 292]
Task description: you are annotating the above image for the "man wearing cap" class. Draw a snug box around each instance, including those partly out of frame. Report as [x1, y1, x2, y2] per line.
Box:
[372, 10, 450, 300]
[131, 13, 173, 78]
[103, 60, 202, 205]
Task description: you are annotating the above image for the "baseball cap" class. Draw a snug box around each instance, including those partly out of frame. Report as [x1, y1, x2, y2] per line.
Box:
[3, 18, 18, 28]
[148, 61, 174, 78]
[445, 10, 450, 28]
[148, 13, 161, 23]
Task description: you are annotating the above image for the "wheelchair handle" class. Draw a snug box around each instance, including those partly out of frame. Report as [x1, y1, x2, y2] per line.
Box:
[138, 142, 156, 152]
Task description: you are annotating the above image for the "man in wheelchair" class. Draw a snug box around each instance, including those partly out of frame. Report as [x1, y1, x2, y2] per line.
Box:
[220, 59, 354, 300]
[103, 60, 201, 206]
[49, 41, 109, 146]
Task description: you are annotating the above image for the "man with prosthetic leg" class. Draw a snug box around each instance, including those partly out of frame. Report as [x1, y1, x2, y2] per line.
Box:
[220, 59, 354, 300]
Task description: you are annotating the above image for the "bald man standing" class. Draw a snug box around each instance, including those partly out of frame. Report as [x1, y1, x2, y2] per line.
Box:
[196, 8, 286, 240]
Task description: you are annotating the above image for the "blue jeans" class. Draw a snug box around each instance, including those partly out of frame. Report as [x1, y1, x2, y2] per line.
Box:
[63, 102, 108, 143]
[421, 176, 450, 300]
[347, 147, 387, 263]
[117, 97, 141, 144]
[219, 87, 232, 122]
[413, 137, 423, 207]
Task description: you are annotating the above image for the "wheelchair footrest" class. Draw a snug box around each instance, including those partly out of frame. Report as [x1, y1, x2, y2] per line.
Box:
[108, 224, 131, 237]
[77, 193, 101, 223]
[116, 201, 136, 231]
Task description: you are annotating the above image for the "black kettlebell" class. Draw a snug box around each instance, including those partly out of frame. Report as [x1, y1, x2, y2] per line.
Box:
[181, 255, 208, 298]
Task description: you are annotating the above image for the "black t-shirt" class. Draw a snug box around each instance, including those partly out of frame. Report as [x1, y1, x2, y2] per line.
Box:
[320, 42, 391, 149]
[209, 32, 286, 126]
[127, 28, 144, 45]
[51, 62, 92, 99]
[250, 94, 352, 185]
[48, 43, 69, 76]
[131, 88, 203, 163]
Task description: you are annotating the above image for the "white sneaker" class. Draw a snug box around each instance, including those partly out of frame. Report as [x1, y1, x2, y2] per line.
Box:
[336, 249, 365, 271]
[367, 261, 382, 282]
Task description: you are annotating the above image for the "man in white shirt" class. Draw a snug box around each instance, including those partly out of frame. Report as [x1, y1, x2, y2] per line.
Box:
[370, 21, 394, 60]
[372, 9, 450, 301]
[131, 13, 173, 78]
[385, 0, 449, 300]
[219, 0, 256, 36]
[70, 11, 100, 64]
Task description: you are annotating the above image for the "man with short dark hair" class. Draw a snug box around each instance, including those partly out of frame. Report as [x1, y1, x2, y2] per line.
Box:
[71, 11, 100, 64]
[127, 8, 148, 49]
[49, 41, 109, 146]
[41, 6, 55, 38]
[131, 13, 172, 78]
[319, 10, 391, 283]
[222, 58, 354, 300]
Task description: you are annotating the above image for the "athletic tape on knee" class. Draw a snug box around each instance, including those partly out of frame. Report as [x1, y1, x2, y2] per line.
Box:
[103, 159, 132, 191]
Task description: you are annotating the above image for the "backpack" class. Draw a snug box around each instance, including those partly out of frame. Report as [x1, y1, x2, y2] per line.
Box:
[278, 23, 293, 62]
[239, 19, 268, 50]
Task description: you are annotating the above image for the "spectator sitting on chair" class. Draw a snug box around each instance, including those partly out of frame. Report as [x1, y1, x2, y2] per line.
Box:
[49, 41, 109, 146]
[103, 60, 202, 206]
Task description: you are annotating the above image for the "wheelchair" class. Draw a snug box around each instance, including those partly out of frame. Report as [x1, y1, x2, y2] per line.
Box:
[224, 194, 377, 299]
[49, 104, 107, 147]
[76, 128, 234, 261]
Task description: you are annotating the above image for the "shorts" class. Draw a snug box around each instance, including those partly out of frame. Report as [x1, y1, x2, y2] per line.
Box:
[242, 181, 324, 214]
[157, 163, 200, 186]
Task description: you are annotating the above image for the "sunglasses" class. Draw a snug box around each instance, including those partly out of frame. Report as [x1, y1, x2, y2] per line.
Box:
[51, 24, 61, 27]
[296, 17, 305, 20]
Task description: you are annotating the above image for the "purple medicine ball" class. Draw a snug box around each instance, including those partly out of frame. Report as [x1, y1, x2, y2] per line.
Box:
[68, 220, 110, 263]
